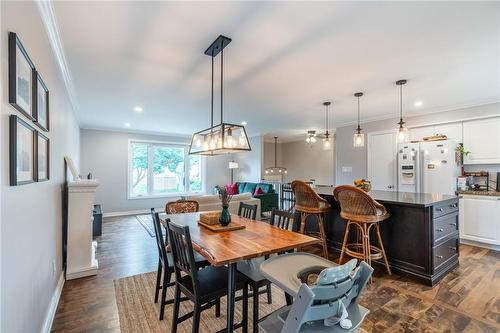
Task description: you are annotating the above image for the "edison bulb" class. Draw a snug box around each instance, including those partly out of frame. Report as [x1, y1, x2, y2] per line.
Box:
[323, 138, 331, 150]
[398, 127, 408, 143]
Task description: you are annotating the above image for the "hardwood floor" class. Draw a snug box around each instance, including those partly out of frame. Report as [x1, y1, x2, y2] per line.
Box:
[52, 216, 500, 332]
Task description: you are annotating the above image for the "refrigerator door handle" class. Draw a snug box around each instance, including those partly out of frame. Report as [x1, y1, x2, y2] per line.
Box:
[420, 149, 425, 194]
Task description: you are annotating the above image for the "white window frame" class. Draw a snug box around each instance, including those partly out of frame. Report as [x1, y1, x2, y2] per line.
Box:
[127, 139, 205, 200]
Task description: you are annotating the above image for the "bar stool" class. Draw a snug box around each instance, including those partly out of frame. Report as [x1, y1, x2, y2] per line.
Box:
[333, 185, 391, 276]
[291, 180, 330, 258]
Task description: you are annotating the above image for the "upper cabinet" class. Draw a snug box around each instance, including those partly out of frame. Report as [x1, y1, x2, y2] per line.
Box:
[410, 122, 462, 142]
[463, 117, 500, 164]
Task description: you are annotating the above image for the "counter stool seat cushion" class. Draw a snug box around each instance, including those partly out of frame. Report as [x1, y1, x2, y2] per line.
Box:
[259, 253, 337, 297]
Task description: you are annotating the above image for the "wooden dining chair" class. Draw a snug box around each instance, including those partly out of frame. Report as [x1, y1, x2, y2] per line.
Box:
[291, 180, 330, 258]
[150, 209, 208, 320]
[167, 220, 249, 333]
[238, 202, 258, 220]
[165, 199, 199, 214]
[269, 208, 296, 232]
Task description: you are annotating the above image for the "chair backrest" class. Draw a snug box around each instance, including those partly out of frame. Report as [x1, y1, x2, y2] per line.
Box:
[151, 208, 169, 267]
[270, 208, 296, 232]
[281, 261, 373, 333]
[333, 185, 385, 217]
[238, 202, 258, 220]
[166, 220, 199, 294]
[165, 200, 199, 214]
[280, 183, 296, 212]
[291, 180, 325, 209]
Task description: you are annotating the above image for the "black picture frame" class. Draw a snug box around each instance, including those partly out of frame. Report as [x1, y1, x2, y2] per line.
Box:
[33, 72, 50, 132]
[9, 32, 36, 120]
[9, 115, 36, 186]
[36, 132, 50, 182]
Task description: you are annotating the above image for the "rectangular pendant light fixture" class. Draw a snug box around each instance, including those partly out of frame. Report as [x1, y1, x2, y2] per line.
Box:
[189, 35, 251, 155]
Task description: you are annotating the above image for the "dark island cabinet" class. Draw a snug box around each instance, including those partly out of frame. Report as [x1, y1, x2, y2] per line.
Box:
[313, 189, 460, 286]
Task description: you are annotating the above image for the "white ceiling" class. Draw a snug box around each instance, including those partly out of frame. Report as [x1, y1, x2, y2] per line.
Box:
[53, 1, 500, 138]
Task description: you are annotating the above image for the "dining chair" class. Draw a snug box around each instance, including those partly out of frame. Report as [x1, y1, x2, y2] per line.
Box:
[150, 209, 209, 320]
[291, 180, 330, 258]
[237, 208, 295, 333]
[238, 202, 258, 220]
[259, 253, 373, 333]
[167, 220, 249, 333]
[165, 199, 199, 214]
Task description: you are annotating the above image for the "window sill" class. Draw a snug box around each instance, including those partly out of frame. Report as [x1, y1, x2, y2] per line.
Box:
[128, 192, 206, 200]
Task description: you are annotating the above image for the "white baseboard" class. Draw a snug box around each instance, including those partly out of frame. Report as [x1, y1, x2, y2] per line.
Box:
[41, 271, 65, 333]
[461, 238, 500, 251]
[103, 208, 164, 218]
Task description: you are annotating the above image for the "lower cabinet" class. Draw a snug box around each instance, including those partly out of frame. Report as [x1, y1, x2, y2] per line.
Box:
[459, 195, 500, 249]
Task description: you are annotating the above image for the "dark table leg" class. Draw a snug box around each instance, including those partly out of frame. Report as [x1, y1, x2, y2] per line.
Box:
[227, 262, 236, 333]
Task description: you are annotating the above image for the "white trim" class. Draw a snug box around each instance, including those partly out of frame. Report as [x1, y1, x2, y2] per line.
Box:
[460, 238, 500, 252]
[41, 271, 65, 333]
[408, 114, 500, 130]
[36, 1, 79, 118]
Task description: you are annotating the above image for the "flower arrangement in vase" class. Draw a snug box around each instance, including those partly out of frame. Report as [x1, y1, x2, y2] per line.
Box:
[354, 179, 372, 192]
[217, 186, 233, 226]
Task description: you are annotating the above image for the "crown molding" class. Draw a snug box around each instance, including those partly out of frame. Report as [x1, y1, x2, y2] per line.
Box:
[37, 0, 79, 120]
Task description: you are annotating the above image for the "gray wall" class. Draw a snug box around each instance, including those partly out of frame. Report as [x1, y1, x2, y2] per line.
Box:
[263, 140, 335, 185]
[1, 2, 81, 331]
[335, 102, 500, 185]
[80, 129, 232, 214]
[233, 135, 263, 183]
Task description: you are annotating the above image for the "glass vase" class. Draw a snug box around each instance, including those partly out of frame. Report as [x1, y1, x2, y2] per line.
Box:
[219, 205, 231, 226]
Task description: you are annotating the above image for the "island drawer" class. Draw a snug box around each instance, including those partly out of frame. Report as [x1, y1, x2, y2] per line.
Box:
[433, 212, 459, 244]
[433, 200, 459, 218]
[433, 236, 459, 270]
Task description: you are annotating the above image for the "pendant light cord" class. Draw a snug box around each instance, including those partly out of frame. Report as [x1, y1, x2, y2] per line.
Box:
[211, 55, 214, 129]
[220, 48, 223, 124]
[357, 96, 360, 129]
[325, 104, 329, 134]
[399, 83, 403, 124]
[274, 137, 278, 167]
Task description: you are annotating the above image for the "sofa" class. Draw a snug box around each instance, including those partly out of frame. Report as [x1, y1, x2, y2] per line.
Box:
[185, 192, 261, 218]
[231, 182, 279, 214]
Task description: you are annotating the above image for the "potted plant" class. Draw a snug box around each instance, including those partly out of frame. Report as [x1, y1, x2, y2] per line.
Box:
[217, 186, 233, 226]
[455, 144, 470, 177]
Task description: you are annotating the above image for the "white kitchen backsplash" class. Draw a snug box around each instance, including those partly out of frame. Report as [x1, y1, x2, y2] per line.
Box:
[464, 164, 500, 190]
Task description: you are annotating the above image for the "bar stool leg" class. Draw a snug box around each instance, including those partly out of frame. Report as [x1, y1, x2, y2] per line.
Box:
[375, 223, 392, 275]
[339, 221, 351, 265]
[318, 214, 328, 259]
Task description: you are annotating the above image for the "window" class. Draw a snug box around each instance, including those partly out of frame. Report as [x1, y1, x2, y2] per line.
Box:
[129, 141, 203, 198]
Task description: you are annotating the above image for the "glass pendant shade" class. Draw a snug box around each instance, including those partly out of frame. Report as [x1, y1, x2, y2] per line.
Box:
[353, 132, 365, 147]
[323, 136, 331, 150]
[395, 79, 409, 144]
[398, 126, 409, 143]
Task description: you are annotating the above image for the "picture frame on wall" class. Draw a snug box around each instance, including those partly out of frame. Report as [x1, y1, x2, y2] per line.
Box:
[9, 115, 36, 186]
[8, 32, 36, 120]
[36, 132, 50, 182]
[34, 72, 49, 132]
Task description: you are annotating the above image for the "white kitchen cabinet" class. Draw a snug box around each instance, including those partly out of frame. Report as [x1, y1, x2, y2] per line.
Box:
[409, 126, 434, 142]
[459, 195, 500, 250]
[463, 117, 500, 164]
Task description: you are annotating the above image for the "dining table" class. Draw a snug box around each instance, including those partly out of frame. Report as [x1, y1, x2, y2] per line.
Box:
[159, 212, 320, 333]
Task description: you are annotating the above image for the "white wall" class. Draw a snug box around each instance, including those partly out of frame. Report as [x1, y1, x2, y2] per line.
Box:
[80, 129, 232, 214]
[232, 135, 263, 183]
[1, 2, 81, 332]
[335, 102, 500, 185]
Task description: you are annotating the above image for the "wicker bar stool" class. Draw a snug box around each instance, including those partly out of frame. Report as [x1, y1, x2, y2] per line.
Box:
[333, 185, 391, 276]
[291, 180, 330, 258]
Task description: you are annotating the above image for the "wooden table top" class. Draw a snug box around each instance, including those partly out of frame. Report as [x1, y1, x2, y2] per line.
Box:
[159, 212, 320, 266]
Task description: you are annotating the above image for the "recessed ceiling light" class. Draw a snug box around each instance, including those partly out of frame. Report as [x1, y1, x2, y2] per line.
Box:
[134, 106, 143, 113]
[414, 101, 423, 107]
[241, 121, 247, 125]
[124, 122, 131, 127]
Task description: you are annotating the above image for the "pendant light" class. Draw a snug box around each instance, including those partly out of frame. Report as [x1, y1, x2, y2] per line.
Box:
[265, 137, 287, 175]
[396, 79, 409, 143]
[189, 35, 251, 155]
[321, 101, 332, 150]
[305, 130, 317, 144]
[353, 92, 364, 147]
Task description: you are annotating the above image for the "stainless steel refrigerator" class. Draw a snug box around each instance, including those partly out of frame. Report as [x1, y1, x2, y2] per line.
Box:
[398, 140, 459, 195]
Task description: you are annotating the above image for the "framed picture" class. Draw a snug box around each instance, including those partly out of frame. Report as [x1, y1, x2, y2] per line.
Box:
[8, 32, 36, 120]
[36, 132, 50, 182]
[9, 115, 36, 186]
[34, 72, 49, 132]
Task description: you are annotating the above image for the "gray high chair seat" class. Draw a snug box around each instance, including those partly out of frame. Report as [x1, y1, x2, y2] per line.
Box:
[259, 253, 373, 333]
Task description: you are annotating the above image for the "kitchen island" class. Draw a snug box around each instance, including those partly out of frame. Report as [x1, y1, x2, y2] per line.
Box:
[313, 187, 460, 286]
